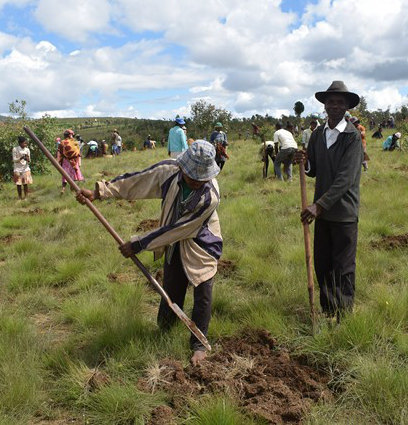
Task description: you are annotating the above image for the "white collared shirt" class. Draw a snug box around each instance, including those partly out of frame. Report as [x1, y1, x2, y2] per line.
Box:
[304, 118, 347, 172]
[324, 118, 347, 148]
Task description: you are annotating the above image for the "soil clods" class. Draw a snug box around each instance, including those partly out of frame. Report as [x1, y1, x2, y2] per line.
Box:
[371, 233, 408, 249]
[140, 329, 332, 424]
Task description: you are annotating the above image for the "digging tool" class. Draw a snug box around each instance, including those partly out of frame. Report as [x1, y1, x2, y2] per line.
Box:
[298, 159, 316, 334]
[24, 126, 211, 351]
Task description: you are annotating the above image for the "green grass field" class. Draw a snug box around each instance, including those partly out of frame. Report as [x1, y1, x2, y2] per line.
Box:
[1, 131, 408, 424]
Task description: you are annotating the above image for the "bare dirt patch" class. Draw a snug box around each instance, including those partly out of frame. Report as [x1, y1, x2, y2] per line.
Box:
[30, 413, 80, 424]
[18, 207, 45, 215]
[139, 329, 332, 424]
[371, 233, 408, 249]
[31, 313, 72, 346]
[222, 191, 245, 199]
[100, 170, 114, 177]
[107, 271, 135, 284]
[136, 219, 160, 232]
[394, 164, 408, 172]
[0, 234, 22, 244]
[260, 187, 284, 195]
[218, 259, 237, 276]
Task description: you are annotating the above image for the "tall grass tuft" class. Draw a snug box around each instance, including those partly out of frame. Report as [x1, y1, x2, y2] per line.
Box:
[61, 283, 153, 361]
[85, 381, 165, 425]
[185, 396, 263, 425]
[349, 354, 408, 424]
[0, 312, 44, 418]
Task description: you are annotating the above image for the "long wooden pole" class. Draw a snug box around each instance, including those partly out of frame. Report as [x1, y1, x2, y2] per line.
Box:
[299, 160, 316, 334]
[24, 126, 211, 351]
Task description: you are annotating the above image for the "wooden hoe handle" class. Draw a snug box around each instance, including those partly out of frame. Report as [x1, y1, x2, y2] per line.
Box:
[299, 160, 316, 333]
[24, 126, 211, 351]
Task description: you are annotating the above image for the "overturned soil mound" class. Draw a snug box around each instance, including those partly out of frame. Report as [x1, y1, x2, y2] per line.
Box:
[217, 259, 237, 276]
[147, 406, 175, 425]
[140, 330, 332, 424]
[136, 219, 160, 232]
[371, 233, 408, 249]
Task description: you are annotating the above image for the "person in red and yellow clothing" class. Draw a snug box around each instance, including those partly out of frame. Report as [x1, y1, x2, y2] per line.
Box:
[57, 129, 84, 194]
[350, 117, 369, 171]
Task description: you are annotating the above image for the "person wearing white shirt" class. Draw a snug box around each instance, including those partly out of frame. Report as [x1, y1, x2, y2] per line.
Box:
[293, 81, 363, 323]
[273, 122, 298, 181]
[12, 136, 33, 200]
[112, 129, 122, 155]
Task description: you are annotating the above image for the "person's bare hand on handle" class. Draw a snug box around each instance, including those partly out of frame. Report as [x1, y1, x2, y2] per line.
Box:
[76, 188, 96, 204]
[119, 242, 134, 258]
[119, 240, 143, 258]
[293, 149, 308, 165]
[301, 203, 323, 224]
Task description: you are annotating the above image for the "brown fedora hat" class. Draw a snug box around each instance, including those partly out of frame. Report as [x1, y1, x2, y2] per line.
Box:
[315, 81, 360, 109]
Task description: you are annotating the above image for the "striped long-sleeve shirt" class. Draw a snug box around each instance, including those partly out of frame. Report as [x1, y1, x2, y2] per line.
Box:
[96, 160, 222, 286]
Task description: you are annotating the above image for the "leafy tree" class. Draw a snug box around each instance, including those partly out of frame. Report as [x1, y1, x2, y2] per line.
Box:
[190, 100, 232, 139]
[356, 95, 369, 119]
[9, 99, 28, 120]
[293, 101, 305, 118]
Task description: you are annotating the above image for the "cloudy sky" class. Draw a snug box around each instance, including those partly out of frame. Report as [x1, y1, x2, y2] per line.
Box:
[0, 0, 407, 119]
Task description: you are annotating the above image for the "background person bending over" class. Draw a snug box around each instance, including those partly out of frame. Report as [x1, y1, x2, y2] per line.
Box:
[273, 122, 298, 181]
[143, 135, 156, 150]
[76, 140, 222, 366]
[372, 125, 383, 139]
[383, 132, 401, 151]
[260, 141, 277, 178]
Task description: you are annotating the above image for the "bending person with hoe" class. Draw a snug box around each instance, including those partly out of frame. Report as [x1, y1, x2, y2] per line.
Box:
[76, 140, 222, 365]
[294, 81, 363, 325]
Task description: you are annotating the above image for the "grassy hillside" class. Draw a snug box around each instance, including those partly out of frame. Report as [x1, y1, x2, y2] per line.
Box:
[0, 131, 407, 424]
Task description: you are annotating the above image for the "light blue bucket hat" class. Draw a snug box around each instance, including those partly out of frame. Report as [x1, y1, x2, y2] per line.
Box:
[176, 140, 220, 181]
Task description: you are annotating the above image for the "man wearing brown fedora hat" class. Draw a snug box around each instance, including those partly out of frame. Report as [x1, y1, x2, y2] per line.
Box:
[294, 81, 363, 324]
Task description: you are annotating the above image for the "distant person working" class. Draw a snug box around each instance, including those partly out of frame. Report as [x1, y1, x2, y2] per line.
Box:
[168, 118, 188, 158]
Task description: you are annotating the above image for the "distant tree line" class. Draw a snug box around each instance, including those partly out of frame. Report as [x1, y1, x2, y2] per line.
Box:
[1, 97, 408, 182]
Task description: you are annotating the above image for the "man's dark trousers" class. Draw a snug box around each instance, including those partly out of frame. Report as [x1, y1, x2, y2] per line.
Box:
[157, 244, 213, 351]
[314, 219, 358, 316]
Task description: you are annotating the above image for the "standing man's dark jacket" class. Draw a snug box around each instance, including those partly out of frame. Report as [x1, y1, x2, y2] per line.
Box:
[306, 121, 363, 222]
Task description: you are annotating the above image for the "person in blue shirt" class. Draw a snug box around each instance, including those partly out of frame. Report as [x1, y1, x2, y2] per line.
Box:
[168, 118, 188, 158]
[383, 132, 401, 151]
